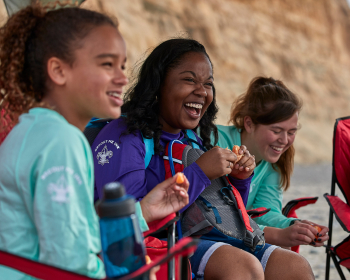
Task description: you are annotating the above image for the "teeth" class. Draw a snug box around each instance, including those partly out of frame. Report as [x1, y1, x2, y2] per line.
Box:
[107, 92, 121, 98]
[185, 103, 203, 109]
[271, 146, 283, 151]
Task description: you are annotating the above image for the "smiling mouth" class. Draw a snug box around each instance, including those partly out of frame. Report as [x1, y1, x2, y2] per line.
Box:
[184, 103, 203, 116]
[271, 146, 283, 152]
[107, 91, 121, 98]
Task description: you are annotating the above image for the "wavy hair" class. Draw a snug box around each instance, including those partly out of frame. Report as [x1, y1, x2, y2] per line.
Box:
[122, 38, 218, 154]
[230, 77, 303, 190]
[0, 3, 117, 143]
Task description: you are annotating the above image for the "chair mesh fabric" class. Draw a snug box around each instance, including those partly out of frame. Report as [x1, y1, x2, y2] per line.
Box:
[181, 146, 264, 244]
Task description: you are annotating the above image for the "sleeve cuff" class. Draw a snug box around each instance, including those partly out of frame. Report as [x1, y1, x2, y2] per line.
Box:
[187, 162, 211, 186]
[228, 172, 254, 187]
[135, 201, 149, 232]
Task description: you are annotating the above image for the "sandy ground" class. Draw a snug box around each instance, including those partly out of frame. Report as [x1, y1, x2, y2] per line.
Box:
[283, 163, 350, 279]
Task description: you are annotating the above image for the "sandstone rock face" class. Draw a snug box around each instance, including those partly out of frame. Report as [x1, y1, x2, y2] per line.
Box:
[2, 0, 350, 163]
[83, 0, 350, 164]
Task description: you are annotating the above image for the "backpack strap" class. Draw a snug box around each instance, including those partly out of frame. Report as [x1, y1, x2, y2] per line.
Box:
[142, 135, 154, 169]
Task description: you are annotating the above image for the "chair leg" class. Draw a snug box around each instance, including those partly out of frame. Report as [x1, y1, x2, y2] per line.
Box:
[330, 252, 347, 280]
[325, 247, 331, 280]
[167, 223, 176, 280]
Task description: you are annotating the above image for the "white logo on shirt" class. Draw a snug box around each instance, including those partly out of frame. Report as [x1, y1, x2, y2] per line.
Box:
[97, 145, 113, 166]
[48, 175, 71, 203]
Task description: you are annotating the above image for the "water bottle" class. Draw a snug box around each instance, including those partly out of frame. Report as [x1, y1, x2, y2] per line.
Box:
[96, 182, 147, 279]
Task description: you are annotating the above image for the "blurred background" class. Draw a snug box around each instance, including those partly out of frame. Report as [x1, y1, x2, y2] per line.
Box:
[1, 0, 350, 278]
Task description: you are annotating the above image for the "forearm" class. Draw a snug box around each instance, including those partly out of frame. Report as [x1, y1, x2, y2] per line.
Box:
[181, 162, 211, 212]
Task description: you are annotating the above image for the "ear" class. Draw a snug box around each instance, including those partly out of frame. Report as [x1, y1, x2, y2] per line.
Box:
[47, 57, 68, 86]
[243, 116, 254, 133]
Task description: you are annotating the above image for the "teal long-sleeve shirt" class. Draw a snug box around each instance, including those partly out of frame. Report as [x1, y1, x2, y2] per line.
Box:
[0, 108, 148, 280]
[211, 125, 297, 230]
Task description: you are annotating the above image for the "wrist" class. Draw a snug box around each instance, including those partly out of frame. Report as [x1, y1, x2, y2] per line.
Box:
[140, 200, 152, 223]
[263, 226, 283, 246]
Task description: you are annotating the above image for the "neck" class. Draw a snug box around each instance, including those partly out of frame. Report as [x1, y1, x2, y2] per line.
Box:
[42, 95, 89, 132]
[240, 129, 262, 163]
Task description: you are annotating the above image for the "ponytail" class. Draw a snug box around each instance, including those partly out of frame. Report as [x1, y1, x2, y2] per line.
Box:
[0, 4, 46, 141]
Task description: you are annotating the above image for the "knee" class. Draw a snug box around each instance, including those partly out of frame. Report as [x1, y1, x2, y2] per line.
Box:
[204, 245, 264, 280]
[289, 253, 314, 280]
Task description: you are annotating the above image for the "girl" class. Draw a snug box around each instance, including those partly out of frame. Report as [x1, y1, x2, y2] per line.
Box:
[92, 39, 315, 280]
[0, 4, 189, 279]
[212, 76, 329, 248]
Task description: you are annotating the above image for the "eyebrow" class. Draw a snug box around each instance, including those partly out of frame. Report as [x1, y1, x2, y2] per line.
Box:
[271, 125, 298, 131]
[179, 70, 214, 80]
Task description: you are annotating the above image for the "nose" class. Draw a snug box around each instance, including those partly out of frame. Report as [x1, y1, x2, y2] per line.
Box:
[113, 69, 129, 87]
[278, 132, 288, 145]
[194, 83, 207, 97]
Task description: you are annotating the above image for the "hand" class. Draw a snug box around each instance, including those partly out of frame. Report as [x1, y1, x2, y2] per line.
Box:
[264, 220, 329, 247]
[298, 220, 329, 246]
[229, 145, 256, 180]
[195, 146, 238, 180]
[140, 173, 189, 223]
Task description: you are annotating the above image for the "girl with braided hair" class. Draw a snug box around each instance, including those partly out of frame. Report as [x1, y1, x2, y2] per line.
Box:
[0, 3, 190, 279]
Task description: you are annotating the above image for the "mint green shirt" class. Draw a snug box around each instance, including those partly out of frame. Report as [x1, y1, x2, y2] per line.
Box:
[0, 108, 106, 279]
[211, 125, 296, 230]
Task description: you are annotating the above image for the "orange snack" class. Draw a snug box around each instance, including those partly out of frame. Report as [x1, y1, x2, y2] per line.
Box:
[176, 172, 185, 184]
[232, 145, 243, 162]
[312, 225, 322, 237]
[145, 255, 151, 264]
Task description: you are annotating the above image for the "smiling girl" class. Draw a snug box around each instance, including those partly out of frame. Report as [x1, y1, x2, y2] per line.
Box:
[92, 40, 315, 280]
[0, 4, 189, 279]
[212, 76, 329, 248]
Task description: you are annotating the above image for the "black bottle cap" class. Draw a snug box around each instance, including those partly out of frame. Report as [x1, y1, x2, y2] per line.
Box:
[96, 182, 136, 218]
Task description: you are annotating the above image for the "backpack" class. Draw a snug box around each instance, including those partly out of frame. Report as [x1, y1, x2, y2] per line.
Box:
[163, 139, 266, 252]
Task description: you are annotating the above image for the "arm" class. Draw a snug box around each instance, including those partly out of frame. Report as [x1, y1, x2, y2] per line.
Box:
[33, 133, 104, 278]
[249, 172, 295, 229]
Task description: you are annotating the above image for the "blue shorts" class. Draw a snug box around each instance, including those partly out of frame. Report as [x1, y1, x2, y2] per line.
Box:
[189, 239, 279, 280]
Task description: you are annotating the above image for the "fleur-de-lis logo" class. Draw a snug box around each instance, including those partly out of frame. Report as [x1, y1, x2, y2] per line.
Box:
[48, 175, 71, 203]
[97, 145, 113, 166]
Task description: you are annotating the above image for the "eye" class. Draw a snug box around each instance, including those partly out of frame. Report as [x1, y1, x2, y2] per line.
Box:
[204, 82, 214, 88]
[184, 78, 195, 83]
[102, 62, 113, 67]
[288, 131, 296, 136]
[272, 130, 280, 134]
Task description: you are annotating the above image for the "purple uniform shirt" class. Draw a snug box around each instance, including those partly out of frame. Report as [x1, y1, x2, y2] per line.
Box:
[92, 118, 251, 211]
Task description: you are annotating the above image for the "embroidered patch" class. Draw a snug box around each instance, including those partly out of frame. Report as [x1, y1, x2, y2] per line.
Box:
[97, 145, 113, 166]
[47, 175, 71, 203]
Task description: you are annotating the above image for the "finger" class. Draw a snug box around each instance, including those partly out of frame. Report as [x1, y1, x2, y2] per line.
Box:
[239, 145, 247, 155]
[297, 223, 318, 236]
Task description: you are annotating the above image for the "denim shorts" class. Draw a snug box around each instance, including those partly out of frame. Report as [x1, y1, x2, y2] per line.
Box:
[189, 238, 279, 280]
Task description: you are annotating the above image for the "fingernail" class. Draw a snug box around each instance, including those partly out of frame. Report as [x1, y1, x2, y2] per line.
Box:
[318, 234, 322, 237]
[317, 238, 321, 242]
[311, 241, 315, 245]
[314, 238, 317, 242]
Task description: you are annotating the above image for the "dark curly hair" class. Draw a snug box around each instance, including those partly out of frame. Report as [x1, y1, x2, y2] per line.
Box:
[230, 76, 303, 190]
[0, 3, 117, 143]
[122, 38, 218, 154]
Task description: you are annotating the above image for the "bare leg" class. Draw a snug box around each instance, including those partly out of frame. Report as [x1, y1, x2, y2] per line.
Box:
[265, 248, 314, 280]
[204, 245, 264, 280]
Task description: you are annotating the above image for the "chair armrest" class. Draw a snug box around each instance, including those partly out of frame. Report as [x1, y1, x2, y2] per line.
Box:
[324, 193, 350, 233]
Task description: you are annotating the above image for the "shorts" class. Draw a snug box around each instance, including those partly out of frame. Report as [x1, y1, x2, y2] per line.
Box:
[189, 239, 279, 280]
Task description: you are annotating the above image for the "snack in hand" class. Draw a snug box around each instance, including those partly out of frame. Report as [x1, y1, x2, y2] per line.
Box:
[176, 172, 185, 184]
[232, 145, 243, 163]
[145, 255, 151, 264]
[312, 225, 322, 237]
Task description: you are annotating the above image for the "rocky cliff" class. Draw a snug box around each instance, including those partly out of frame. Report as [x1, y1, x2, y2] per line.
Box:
[2, 0, 350, 163]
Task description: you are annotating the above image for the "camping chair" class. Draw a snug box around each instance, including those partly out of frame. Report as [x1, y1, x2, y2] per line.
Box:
[324, 116, 350, 280]
[0, 213, 198, 280]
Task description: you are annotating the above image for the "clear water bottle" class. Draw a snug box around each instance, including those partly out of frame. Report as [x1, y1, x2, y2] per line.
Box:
[96, 182, 147, 279]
